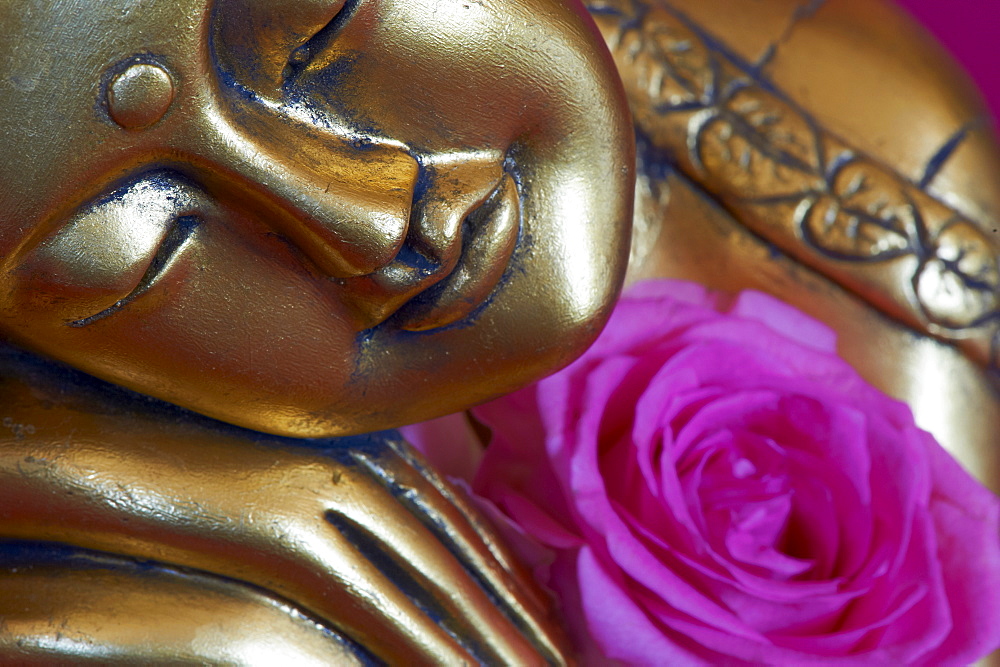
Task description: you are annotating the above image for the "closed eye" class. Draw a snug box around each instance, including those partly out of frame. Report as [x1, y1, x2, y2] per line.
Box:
[283, 0, 360, 85]
[68, 215, 199, 328]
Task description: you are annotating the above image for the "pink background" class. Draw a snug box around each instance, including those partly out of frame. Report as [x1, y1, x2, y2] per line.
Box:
[894, 0, 1000, 124]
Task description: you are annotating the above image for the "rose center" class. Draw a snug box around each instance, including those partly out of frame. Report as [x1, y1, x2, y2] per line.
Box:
[687, 431, 814, 579]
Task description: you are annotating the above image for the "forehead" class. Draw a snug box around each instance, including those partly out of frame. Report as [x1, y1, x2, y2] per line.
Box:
[0, 0, 580, 249]
[0, 0, 207, 255]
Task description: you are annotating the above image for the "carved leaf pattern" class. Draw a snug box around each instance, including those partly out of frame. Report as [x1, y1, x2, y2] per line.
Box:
[693, 87, 823, 198]
[915, 220, 1000, 329]
[638, 14, 714, 110]
[594, 0, 999, 363]
[801, 161, 915, 261]
[591, 0, 715, 113]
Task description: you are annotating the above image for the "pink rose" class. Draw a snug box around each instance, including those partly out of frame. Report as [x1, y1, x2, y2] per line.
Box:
[463, 280, 1000, 665]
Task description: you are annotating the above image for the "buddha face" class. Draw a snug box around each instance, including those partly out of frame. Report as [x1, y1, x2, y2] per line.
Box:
[0, 0, 633, 436]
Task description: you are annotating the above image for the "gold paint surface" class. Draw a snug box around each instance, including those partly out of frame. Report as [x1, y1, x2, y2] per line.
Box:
[0, 0, 634, 438]
[108, 63, 176, 130]
[591, 0, 999, 492]
[0, 565, 363, 665]
[0, 0, 624, 660]
[0, 0, 997, 662]
[0, 355, 568, 664]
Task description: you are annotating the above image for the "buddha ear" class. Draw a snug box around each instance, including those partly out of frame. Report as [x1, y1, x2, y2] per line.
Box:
[213, 0, 348, 96]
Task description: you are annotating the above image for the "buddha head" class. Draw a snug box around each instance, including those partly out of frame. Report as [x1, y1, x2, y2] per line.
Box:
[0, 0, 634, 436]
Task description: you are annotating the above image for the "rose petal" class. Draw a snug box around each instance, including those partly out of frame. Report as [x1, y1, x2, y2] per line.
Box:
[491, 487, 584, 550]
[728, 289, 838, 354]
[399, 411, 483, 483]
[576, 546, 711, 665]
[464, 278, 1000, 665]
[918, 436, 1000, 665]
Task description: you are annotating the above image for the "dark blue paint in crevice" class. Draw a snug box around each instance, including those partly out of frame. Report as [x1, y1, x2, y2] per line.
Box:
[920, 119, 981, 189]
[0, 539, 381, 665]
[323, 510, 485, 661]
[68, 214, 200, 328]
[753, 0, 829, 71]
[0, 341, 400, 456]
[281, 0, 362, 89]
[94, 52, 174, 127]
[350, 439, 560, 666]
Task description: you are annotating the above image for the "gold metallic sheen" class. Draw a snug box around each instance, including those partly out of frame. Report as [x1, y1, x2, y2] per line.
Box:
[0, 0, 635, 438]
[0, 0, 629, 661]
[108, 63, 176, 130]
[595, 0, 1000, 493]
[0, 568, 365, 665]
[0, 0, 998, 663]
[0, 356, 568, 664]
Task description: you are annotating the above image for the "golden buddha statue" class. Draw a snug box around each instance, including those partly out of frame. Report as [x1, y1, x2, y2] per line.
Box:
[0, 0, 996, 663]
[0, 0, 633, 437]
[0, 0, 630, 661]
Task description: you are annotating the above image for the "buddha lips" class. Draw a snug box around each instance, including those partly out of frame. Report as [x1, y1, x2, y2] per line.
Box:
[461, 279, 1000, 665]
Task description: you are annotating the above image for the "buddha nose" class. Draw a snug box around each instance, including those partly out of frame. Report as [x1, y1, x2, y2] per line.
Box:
[182, 111, 419, 278]
[409, 151, 507, 270]
[337, 150, 511, 329]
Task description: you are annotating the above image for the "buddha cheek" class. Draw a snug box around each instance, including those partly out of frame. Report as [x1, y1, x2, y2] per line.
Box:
[1, 207, 365, 437]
